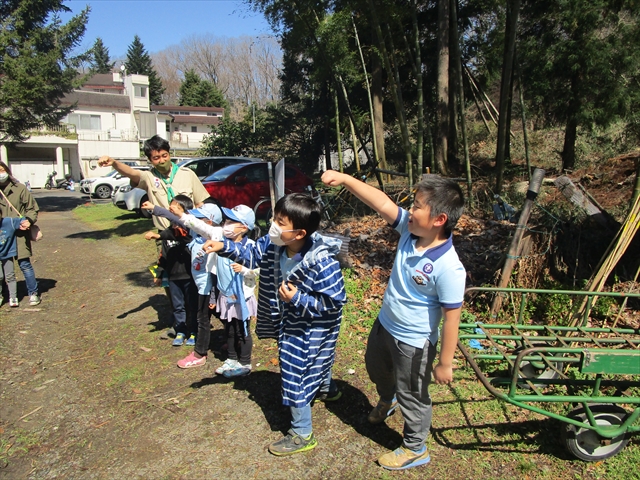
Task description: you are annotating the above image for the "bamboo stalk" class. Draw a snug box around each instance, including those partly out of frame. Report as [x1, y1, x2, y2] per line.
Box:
[571, 193, 640, 327]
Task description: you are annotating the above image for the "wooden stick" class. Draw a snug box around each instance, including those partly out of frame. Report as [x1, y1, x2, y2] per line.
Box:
[491, 168, 546, 317]
[17, 406, 42, 422]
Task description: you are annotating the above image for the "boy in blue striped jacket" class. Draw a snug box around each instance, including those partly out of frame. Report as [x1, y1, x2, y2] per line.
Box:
[204, 193, 346, 456]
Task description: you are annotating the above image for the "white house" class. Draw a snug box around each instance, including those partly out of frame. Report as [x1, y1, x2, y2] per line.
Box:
[0, 73, 227, 188]
[0, 72, 151, 187]
[150, 105, 223, 149]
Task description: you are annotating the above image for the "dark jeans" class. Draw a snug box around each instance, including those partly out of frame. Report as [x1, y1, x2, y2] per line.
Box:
[194, 294, 212, 357]
[225, 318, 252, 365]
[18, 258, 38, 296]
[168, 278, 197, 335]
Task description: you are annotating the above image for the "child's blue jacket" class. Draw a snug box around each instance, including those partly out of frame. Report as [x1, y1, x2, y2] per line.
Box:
[219, 232, 346, 407]
[0, 217, 25, 260]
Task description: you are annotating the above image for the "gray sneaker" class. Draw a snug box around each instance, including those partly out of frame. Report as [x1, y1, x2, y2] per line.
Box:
[29, 294, 41, 306]
[215, 359, 241, 375]
[268, 430, 317, 456]
[368, 397, 398, 424]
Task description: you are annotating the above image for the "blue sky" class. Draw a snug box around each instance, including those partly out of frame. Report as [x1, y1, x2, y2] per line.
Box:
[64, 0, 273, 58]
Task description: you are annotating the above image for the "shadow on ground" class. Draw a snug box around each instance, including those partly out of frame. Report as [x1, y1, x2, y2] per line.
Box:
[65, 219, 152, 240]
[430, 382, 569, 459]
[32, 192, 86, 212]
[189, 374, 403, 450]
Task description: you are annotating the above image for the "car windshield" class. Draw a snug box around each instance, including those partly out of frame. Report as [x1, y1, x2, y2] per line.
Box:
[105, 170, 119, 178]
[203, 163, 249, 182]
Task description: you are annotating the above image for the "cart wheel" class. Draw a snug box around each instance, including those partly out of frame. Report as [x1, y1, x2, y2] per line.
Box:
[513, 344, 560, 387]
[562, 404, 629, 461]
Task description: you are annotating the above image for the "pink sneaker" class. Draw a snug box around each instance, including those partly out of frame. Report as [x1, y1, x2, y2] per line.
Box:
[177, 352, 207, 369]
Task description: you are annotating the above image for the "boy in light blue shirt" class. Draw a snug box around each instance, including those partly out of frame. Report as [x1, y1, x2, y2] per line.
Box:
[322, 171, 466, 471]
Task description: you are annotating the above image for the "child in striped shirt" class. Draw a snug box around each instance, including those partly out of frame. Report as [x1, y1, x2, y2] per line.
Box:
[204, 193, 346, 456]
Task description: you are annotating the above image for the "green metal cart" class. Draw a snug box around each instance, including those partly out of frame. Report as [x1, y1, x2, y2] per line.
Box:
[458, 287, 640, 461]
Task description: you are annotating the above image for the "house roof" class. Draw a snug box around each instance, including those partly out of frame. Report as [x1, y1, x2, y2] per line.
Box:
[171, 115, 221, 125]
[81, 73, 123, 87]
[61, 91, 131, 110]
[151, 105, 224, 114]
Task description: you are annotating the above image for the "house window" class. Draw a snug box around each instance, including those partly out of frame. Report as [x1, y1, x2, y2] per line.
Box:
[93, 88, 105, 93]
[206, 112, 220, 116]
[134, 86, 147, 98]
[165, 120, 171, 132]
[191, 126, 197, 132]
[67, 113, 101, 130]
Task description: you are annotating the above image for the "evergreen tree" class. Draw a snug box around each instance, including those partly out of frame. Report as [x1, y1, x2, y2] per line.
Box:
[124, 35, 165, 105]
[518, 0, 640, 170]
[0, 0, 90, 141]
[91, 37, 113, 74]
[179, 69, 203, 106]
[179, 69, 227, 108]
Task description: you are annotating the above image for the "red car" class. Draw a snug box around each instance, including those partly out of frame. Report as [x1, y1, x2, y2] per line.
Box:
[201, 161, 314, 217]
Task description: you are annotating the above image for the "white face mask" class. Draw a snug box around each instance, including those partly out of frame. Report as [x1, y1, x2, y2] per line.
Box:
[0, 173, 9, 183]
[268, 223, 298, 246]
[223, 225, 239, 239]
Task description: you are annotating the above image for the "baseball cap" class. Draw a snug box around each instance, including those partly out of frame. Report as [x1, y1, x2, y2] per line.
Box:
[188, 203, 223, 224]
[222, 204, 255, 230]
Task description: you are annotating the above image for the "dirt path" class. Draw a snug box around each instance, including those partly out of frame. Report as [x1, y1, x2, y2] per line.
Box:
[0, 193, 407, 480]
[1, 192, 634, 479]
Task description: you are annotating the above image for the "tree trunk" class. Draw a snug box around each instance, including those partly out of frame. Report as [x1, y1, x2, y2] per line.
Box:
[349, 117, 361, 173]
[334, 89, 343, 172]
[448, 0, 459, 173]
[494, 0, 521, 194]
[323, 116, 331, 171]
[412, 0, 424, 184]
[353, 15, 379, 173]
[435, 0, 450, 175]
[562, 113, 578, 171]
[451, 0, 472, 204]
[372, 45, 387, 179]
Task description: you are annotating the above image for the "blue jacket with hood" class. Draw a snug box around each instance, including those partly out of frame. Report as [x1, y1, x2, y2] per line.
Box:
[218, 231, 346, 407]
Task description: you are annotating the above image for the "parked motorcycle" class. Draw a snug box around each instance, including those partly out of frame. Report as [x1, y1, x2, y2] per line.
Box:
[44, 171, 71, 190]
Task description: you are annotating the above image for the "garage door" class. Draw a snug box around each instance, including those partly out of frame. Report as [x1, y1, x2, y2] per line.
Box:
[10, 159, 56, 188]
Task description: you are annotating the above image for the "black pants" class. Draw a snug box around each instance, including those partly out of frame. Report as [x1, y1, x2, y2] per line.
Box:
[194, 294, 212, 357]
[225, 318, 252, 365]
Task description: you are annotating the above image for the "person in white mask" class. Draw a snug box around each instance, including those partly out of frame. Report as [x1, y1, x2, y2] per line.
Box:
[203, 193, 346, 456]
[0, 161, 41, 306]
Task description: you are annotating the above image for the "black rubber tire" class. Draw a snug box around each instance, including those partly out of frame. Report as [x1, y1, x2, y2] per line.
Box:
[94, 184, 112, 199]
[45, 183, 52, 190]
[138, 195, 152, 218]
[562, 404, 630, 461]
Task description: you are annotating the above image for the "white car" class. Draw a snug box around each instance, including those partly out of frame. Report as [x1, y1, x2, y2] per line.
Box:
[80, 166, 148, 199]
[112, 185, 151, 218]
[112, 156, 259, 217]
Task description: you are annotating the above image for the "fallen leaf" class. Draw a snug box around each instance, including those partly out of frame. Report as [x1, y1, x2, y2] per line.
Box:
[132, 388, 142, 394]
[107, 350, 115, 356]
[227, 429, 235, 434]
[139, 346, 151, 352]
[18, 331, 28, 334]
[270, 357, 278, 366]
[79, 304, 86, 309]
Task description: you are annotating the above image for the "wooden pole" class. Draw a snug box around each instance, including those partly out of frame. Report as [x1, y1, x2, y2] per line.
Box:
[490, 167, 545, 317]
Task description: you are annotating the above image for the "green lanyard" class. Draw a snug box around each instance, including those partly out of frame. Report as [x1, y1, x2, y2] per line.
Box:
[152, 163, 180, 202]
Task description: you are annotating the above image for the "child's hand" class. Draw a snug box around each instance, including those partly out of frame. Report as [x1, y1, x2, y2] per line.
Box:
[203, 240, 224, 253]
[144, 231, 160, 241]
[278, 281, 297, 303]
[433, 362, 453, 385]
[153, 277, 162, 286]
[209, 303, 215, 310]
[321, 170, 347, 187]
[230, 263, 243, 273]
[19, 219, 31, 230]
[141, 201, 155, 211]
